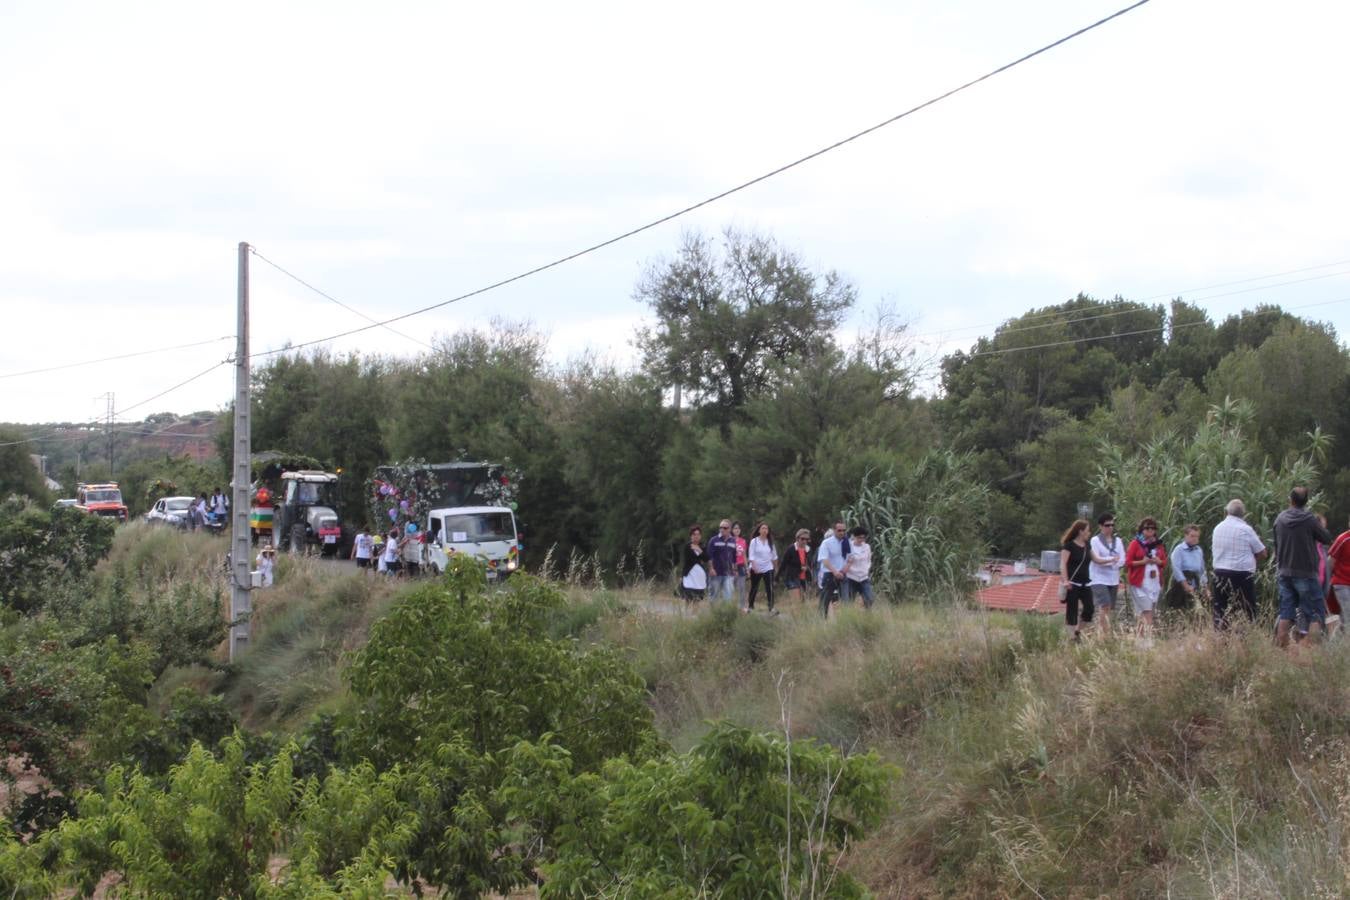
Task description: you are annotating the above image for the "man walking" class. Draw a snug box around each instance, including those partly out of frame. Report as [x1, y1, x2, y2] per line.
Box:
[707, 520, 739, 604]
[819, 520, 850, 617]
[1274, 486, 1333, 646]
[1211, 498, 1267, 629]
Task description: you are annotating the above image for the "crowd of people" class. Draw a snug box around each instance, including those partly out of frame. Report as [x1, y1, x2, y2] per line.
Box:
[679, 518, 875, 617]
[1059, 487, 1350, 646]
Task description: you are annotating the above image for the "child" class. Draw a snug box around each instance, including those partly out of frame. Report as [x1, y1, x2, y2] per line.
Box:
[255, 544, 276, 587]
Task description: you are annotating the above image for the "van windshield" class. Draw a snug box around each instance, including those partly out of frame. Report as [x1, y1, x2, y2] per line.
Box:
[441, 513, 514, 543]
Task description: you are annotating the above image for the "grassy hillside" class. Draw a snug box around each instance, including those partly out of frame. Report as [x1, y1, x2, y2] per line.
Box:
[145, 525, 1350, 898]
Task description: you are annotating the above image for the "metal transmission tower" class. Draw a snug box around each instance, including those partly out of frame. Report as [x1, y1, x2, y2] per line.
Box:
[229, 243, 253, 662]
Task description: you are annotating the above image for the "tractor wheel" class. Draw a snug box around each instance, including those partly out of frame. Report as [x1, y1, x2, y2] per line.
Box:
[290, 524, 306, 555]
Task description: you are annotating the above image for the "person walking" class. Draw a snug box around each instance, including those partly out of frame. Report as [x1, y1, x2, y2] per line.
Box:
[1125, 517, 1167, 643]
[1088, 513, 1125, 633]
[1273, 487, 1333, 646]
[746, 522, 777, 613]
[1327, 515, 1350, 635]
[1211, 498, 1267, 629]
[401, 522, 423, 578]
[781, 529, 813, 604]
[1168, 525, 1207, 609]
[707, 520, 738, 604]
[680, 525, 709, 604]
[844, 526, 875, 610]
[732, 522, 749, 610]
[1059, 518, 1093, 641]
[352, 527, 374, 570]
[819, 521, 850, 617]
[381, 528, 402, 577]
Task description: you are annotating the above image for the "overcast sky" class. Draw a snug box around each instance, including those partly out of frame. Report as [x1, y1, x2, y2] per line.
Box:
[6, 0, 1349, 427]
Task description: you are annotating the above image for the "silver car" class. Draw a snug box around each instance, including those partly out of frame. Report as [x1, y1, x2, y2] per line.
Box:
[145, 496, 196, 529]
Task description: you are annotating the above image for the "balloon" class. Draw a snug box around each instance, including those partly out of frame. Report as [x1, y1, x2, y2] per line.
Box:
[387, 508, 398, 521]
[400, 499, 409, 510]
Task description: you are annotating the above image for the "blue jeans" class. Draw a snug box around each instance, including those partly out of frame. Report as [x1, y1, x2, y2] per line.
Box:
[709, 575, 735, 603]
[846, 578, 875, 609]
[1278, 576, 1324, 626]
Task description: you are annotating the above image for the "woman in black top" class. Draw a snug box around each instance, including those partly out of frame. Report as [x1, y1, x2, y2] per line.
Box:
[780, 529, 814, 604]
[681, 525, 709, 603]
[1060, 518, 1093, 641]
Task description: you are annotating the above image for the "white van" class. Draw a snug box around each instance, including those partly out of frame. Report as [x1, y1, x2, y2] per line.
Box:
[424, 505, 520, 580]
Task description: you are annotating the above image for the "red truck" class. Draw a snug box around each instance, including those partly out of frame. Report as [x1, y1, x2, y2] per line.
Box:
[76, 482, 129, 523]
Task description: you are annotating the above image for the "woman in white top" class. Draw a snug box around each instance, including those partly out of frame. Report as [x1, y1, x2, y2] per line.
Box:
[746, 522, 778, 613]
[1088, 513, 1125, 633]
[845, 526, 875, 609]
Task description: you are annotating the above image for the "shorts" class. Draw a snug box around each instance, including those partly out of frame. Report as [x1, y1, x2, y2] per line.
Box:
[356, 557, 371, 569]
[1129, 582, 1161, 614]
[1278, 576, 1324, 626]
[680, 587, 705, 603]
[385, 560, 402, 575]
[784, 576, 808, 589]
[1091, 585, 1118, 609]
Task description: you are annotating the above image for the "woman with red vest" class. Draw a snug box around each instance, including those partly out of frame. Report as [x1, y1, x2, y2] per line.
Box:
[1125, 516, 1168, 644]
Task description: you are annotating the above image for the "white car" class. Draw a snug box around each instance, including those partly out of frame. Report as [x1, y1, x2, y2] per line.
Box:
[145, 496, 196, 529]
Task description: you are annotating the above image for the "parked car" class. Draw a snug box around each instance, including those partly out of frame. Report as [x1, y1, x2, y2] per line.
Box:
[53, 498, 78, 509]
[145, 496, 196, 529]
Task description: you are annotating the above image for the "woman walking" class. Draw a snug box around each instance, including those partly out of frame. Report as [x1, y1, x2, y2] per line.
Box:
[732, 522, 749, 610]
[1089, 513, 1125, 633]
[781, 529, 813, 604]
[1060, 519, 1093, 641]
[746, 522, 777, 613]
[1125, 517, 1167, 643]
[680, 525, 709, 604]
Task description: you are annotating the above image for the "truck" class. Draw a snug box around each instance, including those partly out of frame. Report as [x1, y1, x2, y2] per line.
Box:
[372, 461, 521, 579]
[424, 505, 521, 580]
[75, 482, 129, 523]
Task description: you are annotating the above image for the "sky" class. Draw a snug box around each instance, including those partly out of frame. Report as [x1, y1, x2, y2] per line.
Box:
[5, 0, 1350, 427]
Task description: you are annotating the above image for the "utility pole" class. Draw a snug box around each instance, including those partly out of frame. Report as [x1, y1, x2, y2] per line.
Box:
[97, 392, 115, 473]
[230, 242, 253, 662]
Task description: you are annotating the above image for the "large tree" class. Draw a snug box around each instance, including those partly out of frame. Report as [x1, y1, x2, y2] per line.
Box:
[636, 228, 856, 435]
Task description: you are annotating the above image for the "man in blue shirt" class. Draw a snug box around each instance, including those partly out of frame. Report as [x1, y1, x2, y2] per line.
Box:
[819, 520, 851, 616]
[707, 519, 739, 603]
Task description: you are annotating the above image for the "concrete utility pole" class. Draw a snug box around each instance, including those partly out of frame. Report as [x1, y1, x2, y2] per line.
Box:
[229, 242, 253, 661]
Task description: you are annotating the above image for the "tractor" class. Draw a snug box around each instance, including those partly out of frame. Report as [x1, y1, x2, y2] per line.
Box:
[273, 470, 345, 556]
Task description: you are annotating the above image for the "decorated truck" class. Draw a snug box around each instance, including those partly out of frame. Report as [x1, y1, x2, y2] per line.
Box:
[247, 452, 346, 554]
[370, 461, 521, 578]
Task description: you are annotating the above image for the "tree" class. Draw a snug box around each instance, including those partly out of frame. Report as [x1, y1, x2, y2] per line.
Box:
[636, 229, 856, 435]
[0, 428, 50, 503]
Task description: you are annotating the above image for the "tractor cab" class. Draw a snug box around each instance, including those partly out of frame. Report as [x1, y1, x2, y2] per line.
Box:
[274, 470, 344, 555]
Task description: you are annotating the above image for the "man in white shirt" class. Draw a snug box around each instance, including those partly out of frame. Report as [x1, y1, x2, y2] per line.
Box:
[1211, 498, 1267, 629]
[1089, 513, 1125, 633]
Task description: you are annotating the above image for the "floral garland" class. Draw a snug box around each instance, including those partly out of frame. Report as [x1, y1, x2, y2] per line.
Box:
[366, 457, 522, 534]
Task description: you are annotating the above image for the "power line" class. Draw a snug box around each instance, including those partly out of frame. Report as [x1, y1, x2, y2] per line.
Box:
[248, 249, 437, 351]
[920, 267, 1350, 346]
[910, 257, 1350, 341]
[0, 336, 234, 381]
[948, 294, 1350, 362]
[251, 0, 1153, 361]
[114, 360, 231, 419]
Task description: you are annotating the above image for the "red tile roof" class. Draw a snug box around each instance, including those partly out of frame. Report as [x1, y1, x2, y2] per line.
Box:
[976, 573, 1061, 615]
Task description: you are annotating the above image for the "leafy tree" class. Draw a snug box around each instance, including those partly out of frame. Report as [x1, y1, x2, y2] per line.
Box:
[0, 500, 113, 614]
[636, 229, 856, 435]
[503, 723, 890, 898]
[0, 427, 50, 503]
[1092, 399, 1321, 552]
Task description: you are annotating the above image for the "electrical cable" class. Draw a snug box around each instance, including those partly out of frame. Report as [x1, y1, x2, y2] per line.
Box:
[114, 360, 231, 419]
[248, 249, 437, 351]
[948, 294, 1350, 361]
[909, 257, 1350, 341]
[250, 0, 1153, 360]
[919, 267, 1350, 346]
[0, 336, 234, 381]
